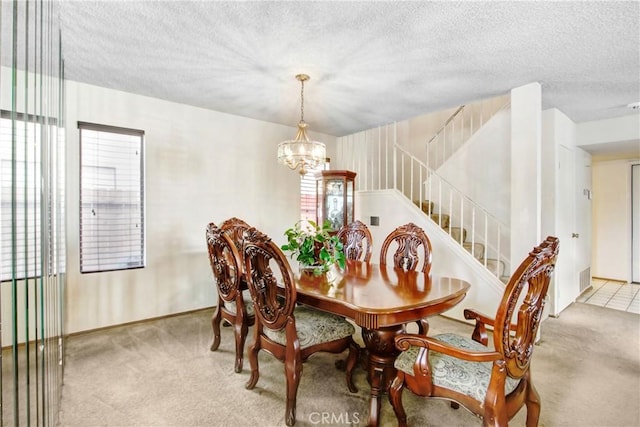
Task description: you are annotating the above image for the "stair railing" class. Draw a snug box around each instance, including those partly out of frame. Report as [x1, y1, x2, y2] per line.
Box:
[396, 144, 510, 278]
[336, 123, 510, 279]
[426, 95, 510, 171]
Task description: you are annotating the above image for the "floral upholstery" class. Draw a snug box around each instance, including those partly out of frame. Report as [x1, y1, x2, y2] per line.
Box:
[224, 291, 255, 316]
[264, 306, 355, 349]
[394, 333, 520, 402]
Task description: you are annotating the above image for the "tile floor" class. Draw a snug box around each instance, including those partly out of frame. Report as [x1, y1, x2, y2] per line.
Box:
[576, 278, 640, 314]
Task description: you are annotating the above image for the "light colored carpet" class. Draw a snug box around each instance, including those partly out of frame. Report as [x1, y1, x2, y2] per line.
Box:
[57, 303, 640, 427]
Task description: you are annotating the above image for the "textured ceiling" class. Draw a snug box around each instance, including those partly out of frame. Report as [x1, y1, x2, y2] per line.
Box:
[6, 1, 640, 142]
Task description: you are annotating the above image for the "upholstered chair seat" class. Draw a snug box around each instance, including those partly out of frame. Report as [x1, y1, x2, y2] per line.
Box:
[225, 292, 255, 317]
[264, 305, 355, 349]
[395, 333, 520, 402]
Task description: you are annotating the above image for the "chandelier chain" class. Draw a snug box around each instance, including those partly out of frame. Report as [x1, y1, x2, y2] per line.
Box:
[300, 79, 305, 122]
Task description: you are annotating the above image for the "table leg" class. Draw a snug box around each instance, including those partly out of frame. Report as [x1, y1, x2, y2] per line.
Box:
[361, 325, 404, 427]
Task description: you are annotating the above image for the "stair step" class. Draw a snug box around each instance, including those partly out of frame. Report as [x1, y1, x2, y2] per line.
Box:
[424, 201, 434, 214]
[446, 227, 467, 242]
[462, 242, 484, 260]
[431, 214, 450, 228]
[485, 259, 506, 277]
[414, 200, 435, 214]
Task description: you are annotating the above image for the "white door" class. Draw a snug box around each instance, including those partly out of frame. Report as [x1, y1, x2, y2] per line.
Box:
[575, 149, 592, 290]
[553, 145, 578, 315]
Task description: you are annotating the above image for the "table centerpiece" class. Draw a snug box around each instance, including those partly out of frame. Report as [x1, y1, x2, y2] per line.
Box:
[281, 219, 346, 277]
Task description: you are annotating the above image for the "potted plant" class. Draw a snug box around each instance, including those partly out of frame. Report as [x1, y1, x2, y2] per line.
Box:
[281, 220, 346, 276]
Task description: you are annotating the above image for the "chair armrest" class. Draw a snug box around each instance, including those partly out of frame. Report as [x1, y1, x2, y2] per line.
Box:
[464, 308, 494, 345]
[395, 333, 501, 363]
[464, 308, 495, 326]
[464, 308, 518, 346]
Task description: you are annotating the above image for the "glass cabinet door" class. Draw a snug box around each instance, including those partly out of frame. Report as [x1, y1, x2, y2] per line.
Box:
[316, 170, 356, 233]
[326, 178, 345, 230]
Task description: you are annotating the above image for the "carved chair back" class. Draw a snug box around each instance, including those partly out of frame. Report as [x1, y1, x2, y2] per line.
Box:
[220, 217, 252, 270]
[379, 222, 432, 274]
[206, 222, 242, 305]
[493, 235, 560, 378]
[336, 220, 373, 263]
[242, 227, 297, 331]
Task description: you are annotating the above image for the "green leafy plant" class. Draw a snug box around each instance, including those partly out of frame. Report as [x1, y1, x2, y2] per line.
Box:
[281, 220, 346, 275]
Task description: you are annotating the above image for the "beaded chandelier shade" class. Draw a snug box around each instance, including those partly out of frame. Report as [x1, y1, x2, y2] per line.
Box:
[277, 74, 326, 175]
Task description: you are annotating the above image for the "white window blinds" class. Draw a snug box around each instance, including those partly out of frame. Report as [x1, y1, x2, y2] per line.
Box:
[0, 114, 42, 281]
[300, 171, 317, 222]
[300, 160, 329, 222]
[79, 122, 145, 273]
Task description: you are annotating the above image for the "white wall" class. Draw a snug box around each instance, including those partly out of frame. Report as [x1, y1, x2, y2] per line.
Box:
[398, 94, 511, 162]
[592, 160, 633, 281]
[436, 109, 511, 225]
[510, 83, 542, 268]
[395, 106, 459, 158]
[64, 80, 336, 334]
[577, 115, 640, 148]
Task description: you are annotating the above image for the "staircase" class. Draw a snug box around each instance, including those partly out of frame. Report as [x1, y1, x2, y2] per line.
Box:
[416, 199, 509, 282]
[336, 95, 511, 282]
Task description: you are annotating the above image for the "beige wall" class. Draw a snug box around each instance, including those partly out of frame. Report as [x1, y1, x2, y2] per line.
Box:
[592, 160, 634, 281]
[63, 80, 336, 334]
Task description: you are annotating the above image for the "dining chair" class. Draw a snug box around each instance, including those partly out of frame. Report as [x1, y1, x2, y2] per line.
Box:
[379, 222, 433, 334]
[336, 219, 373, 263]
[206, 222, 255, 373]
[242, 227, 360, 426]
[219, 217, 254, 332]
[389, 236, 560, 427]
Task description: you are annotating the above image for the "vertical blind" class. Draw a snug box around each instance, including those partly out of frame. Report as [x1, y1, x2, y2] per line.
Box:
[0, 0, 67, 424]
[79, 122, 145, 273]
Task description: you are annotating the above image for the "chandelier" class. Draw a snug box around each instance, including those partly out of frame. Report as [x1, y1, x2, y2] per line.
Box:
[277, 74, 326, 175]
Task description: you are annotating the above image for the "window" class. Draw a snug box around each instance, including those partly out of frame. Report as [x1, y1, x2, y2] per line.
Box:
[300, 160, 329, 222]
[79, 122, 145, 273]
[0, 113, 42, 281]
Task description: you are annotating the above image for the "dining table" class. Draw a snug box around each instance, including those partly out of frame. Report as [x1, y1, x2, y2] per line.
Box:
[294, 260, 471, 427]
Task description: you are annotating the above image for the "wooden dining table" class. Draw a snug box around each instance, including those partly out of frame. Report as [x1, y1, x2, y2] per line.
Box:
[294, 260, 471, 427]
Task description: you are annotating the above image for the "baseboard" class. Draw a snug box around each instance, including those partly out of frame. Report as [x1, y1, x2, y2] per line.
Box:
[2, 306, 217, 351]
[66, 306, 216, 339]
[592, 276, 629, 284]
